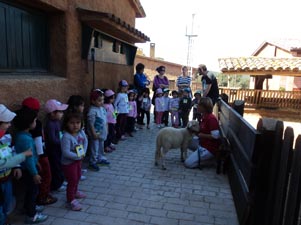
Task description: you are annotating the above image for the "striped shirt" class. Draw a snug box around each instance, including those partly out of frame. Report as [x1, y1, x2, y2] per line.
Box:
[176, 75, 192, 90]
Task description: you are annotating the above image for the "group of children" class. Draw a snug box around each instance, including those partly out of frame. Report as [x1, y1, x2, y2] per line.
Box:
[154, 87, 202, 128]
[0, 78, 202, 224]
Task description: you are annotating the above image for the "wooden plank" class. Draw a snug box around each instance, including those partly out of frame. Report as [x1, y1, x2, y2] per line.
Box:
[228, 155, 251, 225]
[14, 9, 23, 68]
[0, 4, 8, 68]
[283, 135, 301, 225]
[21, 13, 31, 67]
[272, 127, 294, 225]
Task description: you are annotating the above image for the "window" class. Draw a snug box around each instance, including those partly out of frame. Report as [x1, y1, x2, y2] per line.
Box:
[0, 2, 49, 72]
[84, 29, 137, 66]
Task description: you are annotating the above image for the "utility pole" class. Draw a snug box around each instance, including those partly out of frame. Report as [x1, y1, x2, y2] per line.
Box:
[186, 13, 198, 78]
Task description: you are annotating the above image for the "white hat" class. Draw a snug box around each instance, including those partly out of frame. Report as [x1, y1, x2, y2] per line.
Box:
[0, 104, 16, 122]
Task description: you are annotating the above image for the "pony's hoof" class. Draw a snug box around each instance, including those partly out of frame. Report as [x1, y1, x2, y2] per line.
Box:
[154, 162, 158, 166]
[161, 166, 167, 170]
[181, 159, 185, 163]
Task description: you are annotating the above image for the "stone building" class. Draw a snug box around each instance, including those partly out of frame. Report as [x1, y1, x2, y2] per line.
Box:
[0, 0, 149, 108]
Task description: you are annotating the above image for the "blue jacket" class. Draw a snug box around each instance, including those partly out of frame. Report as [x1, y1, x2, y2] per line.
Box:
[14, 131, 38, 176]
[134, 73, 150, 93]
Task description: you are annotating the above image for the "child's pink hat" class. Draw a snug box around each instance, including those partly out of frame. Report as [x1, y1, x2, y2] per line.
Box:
[44, 99, 68, 113]
[104, 90, 115, 97]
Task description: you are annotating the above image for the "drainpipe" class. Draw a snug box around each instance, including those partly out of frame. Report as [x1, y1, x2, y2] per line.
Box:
[91, 48, 95, 90]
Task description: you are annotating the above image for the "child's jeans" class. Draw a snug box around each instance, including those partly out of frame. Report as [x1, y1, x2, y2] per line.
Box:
[170, 111, 179, 127]
[162, 111, 169, 126]
[104, 123, 116, 148]
[89, 139, 107, 165]
[21, 170, 38, 217]
[181, 111, 190, 127]
[126, 117, 136, 134]
[155, 112, 164, 125]
[140, 109, 150, 125]
[116, 113, 127, 139]
[62, 161, 81, 202]
[0, 178, 14, 224]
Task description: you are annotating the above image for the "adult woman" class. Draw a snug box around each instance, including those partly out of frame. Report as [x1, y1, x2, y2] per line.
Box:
[184, 97, 220, 168]
[152, 66, 169, 121]
[176, 66, 192, 93]
[152, 66, 169, 92]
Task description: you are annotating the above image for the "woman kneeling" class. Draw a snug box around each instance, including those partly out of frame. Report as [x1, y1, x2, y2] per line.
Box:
[184, 97, 220, 168]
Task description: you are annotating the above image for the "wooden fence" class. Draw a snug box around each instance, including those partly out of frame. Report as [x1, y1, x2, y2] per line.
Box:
[219, 99, 301, 225]
[219, 88, 301, 110]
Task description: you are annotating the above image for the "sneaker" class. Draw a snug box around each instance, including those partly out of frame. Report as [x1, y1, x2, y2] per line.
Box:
[109, 144, 116, 150]
[104, 147, 113, 153]
[81, 169, 88, 173]
[120, 135, 127, 140]
[89, 163, 100, 171]
[35, 205, 45, 212]
[134, 127, 139, 131]
[157, 125, 161, 128]
[128, 133, 134, 137]
[57, 185, 66, 192]
[75, 191, 87, 199]
[25, 213, 48, 224]
[147, 125, 150, 129]
[63, 181, 68, 186]
[80, 175, 87, 181]
[69, 199, 82, 211]
[36, 195, 57, 205]
[97, 159, 110, 166]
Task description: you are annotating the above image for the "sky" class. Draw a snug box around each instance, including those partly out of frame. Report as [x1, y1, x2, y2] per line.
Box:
[135, 0, 301, 71]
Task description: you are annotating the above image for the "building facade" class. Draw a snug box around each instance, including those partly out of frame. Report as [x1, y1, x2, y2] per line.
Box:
[0, 0, 149, 108]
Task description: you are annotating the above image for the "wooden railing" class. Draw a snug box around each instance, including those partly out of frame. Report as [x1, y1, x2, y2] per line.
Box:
[219, 88, 301, 110]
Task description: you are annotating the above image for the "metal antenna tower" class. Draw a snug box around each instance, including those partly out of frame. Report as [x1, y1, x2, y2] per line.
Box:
[185, 14, 198, 77]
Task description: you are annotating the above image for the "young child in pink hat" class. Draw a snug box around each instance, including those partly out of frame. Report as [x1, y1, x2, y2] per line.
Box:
[43, 99, 68, 192]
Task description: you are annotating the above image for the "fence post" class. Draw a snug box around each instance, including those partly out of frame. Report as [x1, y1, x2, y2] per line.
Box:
[283, 135, 301, 225]
[272, 127, 294, 225]
[251, 119, 283, 225]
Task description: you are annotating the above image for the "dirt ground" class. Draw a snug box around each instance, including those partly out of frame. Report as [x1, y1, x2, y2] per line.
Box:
[244, 112, 301, 145]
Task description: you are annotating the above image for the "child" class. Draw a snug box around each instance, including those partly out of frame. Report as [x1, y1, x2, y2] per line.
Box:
[67, 95, 85, 114]
[44, 99, 68, 192]
[61, 112, 87, 211]
[126, 90, 137, 137]
[138, 88, 151, 129]
[87, 89, 110, 172]
[169, 90, 180, 128]
[66, 95, 87, 181]
[14, 107, 48, 224]
[0, 104, 32, 225]
[104, 90, 117, 152]
[192, 90, 202, 121]
[179, 88, 192, 127]
[114, 80, 129, 140]
[162, 88, 170, 127]
[155, 88, 165, 128]
[22, 97, 57, 205]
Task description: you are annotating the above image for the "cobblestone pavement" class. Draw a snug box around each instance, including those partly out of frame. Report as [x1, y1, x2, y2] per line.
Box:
[11, 123, 239, 225]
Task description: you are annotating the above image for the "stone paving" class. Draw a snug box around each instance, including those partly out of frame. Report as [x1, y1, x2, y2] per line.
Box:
[11, 123, 239, 225]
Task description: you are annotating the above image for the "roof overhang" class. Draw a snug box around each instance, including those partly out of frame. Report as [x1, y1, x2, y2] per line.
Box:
[77, 8, 150, 43]
[130, 0, 146, 18]
[219, 57, 301, 77]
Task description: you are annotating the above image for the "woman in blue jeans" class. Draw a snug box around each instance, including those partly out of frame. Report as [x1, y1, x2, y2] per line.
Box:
[185, 97, 220, 168]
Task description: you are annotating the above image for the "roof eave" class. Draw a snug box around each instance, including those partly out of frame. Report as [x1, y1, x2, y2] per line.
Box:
[130, 0, 146, 18]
